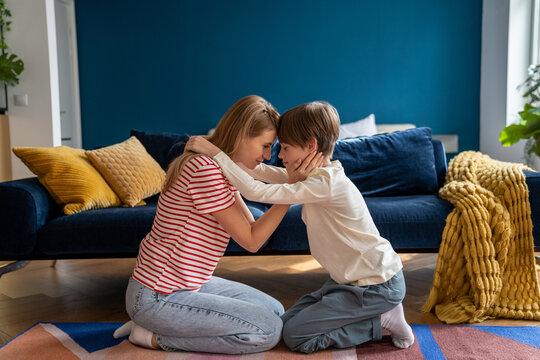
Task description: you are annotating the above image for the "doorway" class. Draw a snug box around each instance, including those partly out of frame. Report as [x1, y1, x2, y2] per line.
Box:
[55, 0, 81, 148]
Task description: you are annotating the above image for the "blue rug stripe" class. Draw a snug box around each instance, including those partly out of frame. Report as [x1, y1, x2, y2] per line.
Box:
[469, 326, 540, 349]
[411, 324, 446, 360]
[53, 322, 125, 353]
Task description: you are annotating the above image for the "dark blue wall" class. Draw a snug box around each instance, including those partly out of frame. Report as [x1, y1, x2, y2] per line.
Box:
[75, 0, 482, 151]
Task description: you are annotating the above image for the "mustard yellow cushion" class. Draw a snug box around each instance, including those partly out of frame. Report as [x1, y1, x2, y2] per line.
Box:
[12, 146, 122, 215]
[85, 136, 165, 207]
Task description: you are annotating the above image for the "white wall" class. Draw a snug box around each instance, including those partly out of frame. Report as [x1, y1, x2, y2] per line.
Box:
[5, 0, 61, 179]
[480, 0, 534, 165]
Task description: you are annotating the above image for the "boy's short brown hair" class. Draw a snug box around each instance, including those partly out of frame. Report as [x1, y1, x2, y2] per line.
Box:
[278, 101, 340, 157]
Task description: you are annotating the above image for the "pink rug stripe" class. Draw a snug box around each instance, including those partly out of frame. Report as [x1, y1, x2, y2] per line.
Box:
[1, 324, 80, 360]
[356, 335, 424, 359]
[261, 341, 333, 359]
[331, 347, 357, 359]
[100, 340, 168, 360]
[430, 325, 539, 359]
[189, 354, 240, 360]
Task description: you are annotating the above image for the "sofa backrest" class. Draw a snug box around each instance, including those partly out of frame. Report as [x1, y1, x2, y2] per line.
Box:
[133, 127, 447, 198]
[332, 127, 440, 196]
[267, 127, 442, 197]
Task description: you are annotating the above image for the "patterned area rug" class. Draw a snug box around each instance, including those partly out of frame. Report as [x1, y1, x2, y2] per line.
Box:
[1, 322, 539, 359]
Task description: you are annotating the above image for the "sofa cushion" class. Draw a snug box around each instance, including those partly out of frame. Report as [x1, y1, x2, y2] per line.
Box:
[37, 199, 276, 256]
[267, 194, 454, 252]
[37, 204, 157, 256]
[131, 129, 190, 170]
[12, 146, 122, 215]
[225, 199, 272, 252]
[331, 127, 439, 196]
[268, 204, 309, 251]
[86, 136, 165, 207]
[365, 195, 454, 250]
[166, 141, 188, 166]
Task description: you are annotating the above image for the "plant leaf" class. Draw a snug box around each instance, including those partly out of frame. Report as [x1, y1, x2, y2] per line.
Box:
[499, 124, 528, 146]
[0, 52, 24, 86]
[523, 118, 540, 138]
[527, 106, 540, 116]
[519, 103, 540, 122]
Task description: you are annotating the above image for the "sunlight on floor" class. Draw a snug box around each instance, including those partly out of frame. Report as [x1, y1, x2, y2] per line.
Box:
[288, 258, 323, 271]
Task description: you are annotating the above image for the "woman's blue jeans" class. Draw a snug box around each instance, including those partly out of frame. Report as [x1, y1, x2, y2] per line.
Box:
[125, 276, 284, 354]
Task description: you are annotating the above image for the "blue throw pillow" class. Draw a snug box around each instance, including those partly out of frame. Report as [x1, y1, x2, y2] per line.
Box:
[130, 129, 190, 170]
[331, 127, 438, 196]
[167, 141, 189, 166]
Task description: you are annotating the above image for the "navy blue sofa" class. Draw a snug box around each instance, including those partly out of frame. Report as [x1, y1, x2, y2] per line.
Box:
[1, 128, 539, 275]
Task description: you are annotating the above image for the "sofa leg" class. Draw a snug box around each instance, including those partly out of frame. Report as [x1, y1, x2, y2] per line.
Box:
[51, 260, 57, 268]
[0, 260, 31, 278]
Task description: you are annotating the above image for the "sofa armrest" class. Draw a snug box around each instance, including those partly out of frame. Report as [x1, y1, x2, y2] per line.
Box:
[0, 177, 60, 258]
[524, 171, 540, 247]
[431, 139, 447, 189]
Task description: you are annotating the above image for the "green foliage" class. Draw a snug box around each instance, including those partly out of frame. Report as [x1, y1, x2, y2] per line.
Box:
[0, 0, 23, 86]
[0, 53, 23, 86]
[499, 65, 540, 158]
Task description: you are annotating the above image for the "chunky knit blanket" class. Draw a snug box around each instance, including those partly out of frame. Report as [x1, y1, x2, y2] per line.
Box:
[422, 151, 540, 323]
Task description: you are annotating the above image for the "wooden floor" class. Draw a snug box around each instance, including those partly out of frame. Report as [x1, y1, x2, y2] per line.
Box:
[1, 253, 539, 347]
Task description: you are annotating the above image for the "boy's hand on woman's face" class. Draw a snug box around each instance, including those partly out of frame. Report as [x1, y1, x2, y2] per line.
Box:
[287, 151, 323, 184]
[184, 136, 221, 157]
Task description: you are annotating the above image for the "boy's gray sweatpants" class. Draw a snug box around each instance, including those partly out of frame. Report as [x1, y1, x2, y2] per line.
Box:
[281, 270, 406, 354]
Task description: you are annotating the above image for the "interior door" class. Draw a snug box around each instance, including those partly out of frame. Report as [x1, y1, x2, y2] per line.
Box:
[55, 0, 80, 148]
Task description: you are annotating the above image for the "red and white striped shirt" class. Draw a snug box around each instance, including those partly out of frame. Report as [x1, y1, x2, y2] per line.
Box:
[132, 155, 237, 294]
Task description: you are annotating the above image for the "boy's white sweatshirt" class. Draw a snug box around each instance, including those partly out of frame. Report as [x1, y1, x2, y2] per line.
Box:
[214, 152, 402, 286]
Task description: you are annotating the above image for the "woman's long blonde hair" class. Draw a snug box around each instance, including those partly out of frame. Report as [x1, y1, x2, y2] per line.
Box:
[163, 95, 279, 193]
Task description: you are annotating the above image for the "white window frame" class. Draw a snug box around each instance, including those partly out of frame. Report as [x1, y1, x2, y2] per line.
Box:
[532, 0, 540, 64]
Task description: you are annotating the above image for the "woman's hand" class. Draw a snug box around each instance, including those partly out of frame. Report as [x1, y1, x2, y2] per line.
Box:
[287, 151, 324, 184]
[184, 136, 221, 157]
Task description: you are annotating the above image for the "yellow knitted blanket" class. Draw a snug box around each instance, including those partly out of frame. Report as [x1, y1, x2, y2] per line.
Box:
[421, 151, 540, 323]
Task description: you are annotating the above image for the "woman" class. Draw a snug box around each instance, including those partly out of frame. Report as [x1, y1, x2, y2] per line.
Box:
[114, 95, 320, 354]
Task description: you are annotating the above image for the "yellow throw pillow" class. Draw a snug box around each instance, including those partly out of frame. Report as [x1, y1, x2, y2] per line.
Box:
[86, 136, 165, 207]
[12, 146, 122, 215]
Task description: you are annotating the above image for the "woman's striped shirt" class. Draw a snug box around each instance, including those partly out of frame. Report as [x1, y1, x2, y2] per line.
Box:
[132, 155, 237, 294]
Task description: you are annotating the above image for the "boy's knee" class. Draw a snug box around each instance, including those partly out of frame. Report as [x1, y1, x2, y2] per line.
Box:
[282, 318, 311, 352]
[283, 318, 337, 354]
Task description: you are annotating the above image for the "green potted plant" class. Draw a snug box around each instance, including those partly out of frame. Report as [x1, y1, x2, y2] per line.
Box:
[0, 0, 24, 113]
[499, 64, 540, 168]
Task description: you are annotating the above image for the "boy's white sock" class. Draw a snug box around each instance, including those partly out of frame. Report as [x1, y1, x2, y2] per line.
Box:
[129, 323, 157, 349]
[380, 303, 415, 348]
[113, 320, 134, 339]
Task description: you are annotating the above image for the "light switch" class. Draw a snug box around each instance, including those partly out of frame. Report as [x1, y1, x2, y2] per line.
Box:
[14, 94, 28, 106]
